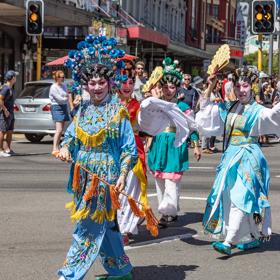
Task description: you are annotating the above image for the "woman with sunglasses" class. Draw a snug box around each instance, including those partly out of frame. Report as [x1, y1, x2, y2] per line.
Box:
[49, 70, 70, 155]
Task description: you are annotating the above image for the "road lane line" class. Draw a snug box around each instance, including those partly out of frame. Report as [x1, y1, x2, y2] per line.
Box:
[147, 193, 206, 201]
[125, 233, 198, 250]
[189, 166, 214, 170]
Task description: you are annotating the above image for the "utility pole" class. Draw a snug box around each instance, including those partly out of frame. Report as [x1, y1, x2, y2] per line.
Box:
[258, 34, 263, 71]
[36, 35, 42, 81]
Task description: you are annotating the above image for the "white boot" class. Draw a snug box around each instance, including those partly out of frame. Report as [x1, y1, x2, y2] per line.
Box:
[58, 276, 66, 280]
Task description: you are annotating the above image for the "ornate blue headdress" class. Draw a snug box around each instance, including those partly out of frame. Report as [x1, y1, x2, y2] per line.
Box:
[64, 34, 128, 95]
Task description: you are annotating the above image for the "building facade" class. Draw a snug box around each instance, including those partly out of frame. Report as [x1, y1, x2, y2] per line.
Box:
[118, 0, 211, 74]
[205, 0, 242, 69]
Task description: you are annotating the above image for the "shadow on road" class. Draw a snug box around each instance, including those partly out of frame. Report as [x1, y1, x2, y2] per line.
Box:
[129, 212, 203, 246]
[132, 264, 199, 280]
[16, 140, 53, 145]
[181, 236, 212, 246]
[10, 152, 50, 156]
[95, 265, 199, 280]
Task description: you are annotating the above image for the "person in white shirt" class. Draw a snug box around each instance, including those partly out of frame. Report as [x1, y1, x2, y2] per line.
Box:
[49, 70, 70, 154]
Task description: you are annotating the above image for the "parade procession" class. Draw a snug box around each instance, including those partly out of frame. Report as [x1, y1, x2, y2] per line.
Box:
[1, 1, 280, 280]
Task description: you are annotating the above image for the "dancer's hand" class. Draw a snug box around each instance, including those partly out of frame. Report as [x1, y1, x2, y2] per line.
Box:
[59, 146, 71, 162]
[193, 147, 201, 161]
[73, 95, 82, 107]
[115, 175, 125, 193]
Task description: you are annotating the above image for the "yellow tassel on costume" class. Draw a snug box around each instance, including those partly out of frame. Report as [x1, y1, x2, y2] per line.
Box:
[65, 200, 76, 215]
[76, 109, 129, 148]
[106, 209, 116, 221]
[83, 174, 99, 202]
[128, 196, 145, 218]
[144, 205, 159, 237]
[91, 210, 106, 224]
[72, 163, 81, 192]
[110, 185, 121, 210]
[70, 207, 89, 222]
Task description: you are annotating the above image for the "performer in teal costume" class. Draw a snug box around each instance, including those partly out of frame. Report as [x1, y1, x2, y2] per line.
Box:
[198, 67, 280, 255]
[147, 57, 201, 228]
[56, 35, 137, 280]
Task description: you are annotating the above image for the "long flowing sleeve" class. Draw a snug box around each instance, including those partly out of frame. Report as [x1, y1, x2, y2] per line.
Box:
[119, 117, 138, 179]
[250, 102, 280, 136]
[195, 97, 224, 137]
[138, 97, 191, 147]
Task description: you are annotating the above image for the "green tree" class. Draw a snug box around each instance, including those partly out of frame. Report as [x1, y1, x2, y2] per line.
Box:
[244, 51, 279, 73]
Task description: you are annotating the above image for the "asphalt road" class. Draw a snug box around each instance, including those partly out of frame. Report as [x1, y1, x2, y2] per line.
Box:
[0, 136, 280, 280]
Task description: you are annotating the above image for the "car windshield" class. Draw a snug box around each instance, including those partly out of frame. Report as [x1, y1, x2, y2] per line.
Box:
[18, 84, 51, 98]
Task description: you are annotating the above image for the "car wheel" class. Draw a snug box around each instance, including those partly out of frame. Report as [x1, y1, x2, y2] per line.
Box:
[24, 133, 45, 143]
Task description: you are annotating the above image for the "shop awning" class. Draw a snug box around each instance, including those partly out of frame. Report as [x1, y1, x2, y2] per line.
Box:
[168, 41, 212, 60]
[46, 54, 138, 66]
[127, 26, 169, 46]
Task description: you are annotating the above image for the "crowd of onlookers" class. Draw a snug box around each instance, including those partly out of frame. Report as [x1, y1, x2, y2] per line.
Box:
[2, 61, 280, 158]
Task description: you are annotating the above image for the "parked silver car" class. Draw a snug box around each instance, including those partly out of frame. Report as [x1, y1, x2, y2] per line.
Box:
[14, 80, 70, 143]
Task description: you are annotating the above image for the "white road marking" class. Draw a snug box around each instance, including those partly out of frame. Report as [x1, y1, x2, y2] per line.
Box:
[189, 166, 214, 170]
[125, 233, 198, 250]
[275, 175, 280, 178]
[181, 196, 207, 201]
[147, 193, 206, 201]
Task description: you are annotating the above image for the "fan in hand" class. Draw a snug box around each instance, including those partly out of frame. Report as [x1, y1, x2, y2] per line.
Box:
[142, 66, 163, 93]
[207, 44, 231, 75]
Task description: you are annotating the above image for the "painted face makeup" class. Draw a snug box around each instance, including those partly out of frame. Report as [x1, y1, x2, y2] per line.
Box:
[235, 81, 252, 104]
[119, 78, 134, 100]
[162, 82, 177, 101]
[87, 77, 109, 104]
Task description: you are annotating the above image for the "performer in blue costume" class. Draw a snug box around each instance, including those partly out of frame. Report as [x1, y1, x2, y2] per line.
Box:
[56, 35, 137, 280]
[146, 58, 201, 228]
[197, 66, 280, 255]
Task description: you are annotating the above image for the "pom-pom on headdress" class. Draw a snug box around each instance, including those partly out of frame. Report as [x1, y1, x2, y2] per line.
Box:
[235, 66, 259, 84]
[64, 34, 128, 95]
[160, 57, 183, 86]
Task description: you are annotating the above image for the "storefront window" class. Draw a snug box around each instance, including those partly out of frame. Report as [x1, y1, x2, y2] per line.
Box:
[0, 30, 14, 84]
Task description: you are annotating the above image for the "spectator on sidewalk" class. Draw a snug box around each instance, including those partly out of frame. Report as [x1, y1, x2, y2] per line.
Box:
[0, 70, 17, 157]
[132, 61, 147, 101]
[49, 70, 70, 155]
[177, 74, 199, 111]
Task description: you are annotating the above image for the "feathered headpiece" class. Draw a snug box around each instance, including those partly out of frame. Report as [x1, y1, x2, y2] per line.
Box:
[64, 34, 128, 95]
[235, 66, 259, 84]
[160, 57, 183, 86]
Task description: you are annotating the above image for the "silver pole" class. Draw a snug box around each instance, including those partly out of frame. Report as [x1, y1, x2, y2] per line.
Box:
[278, 33, 280, 75]
[268, 34, 273, 76]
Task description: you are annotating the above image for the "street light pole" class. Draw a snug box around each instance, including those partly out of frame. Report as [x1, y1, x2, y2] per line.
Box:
[36, 35, 42, 81]
[258, 34, 263, 71]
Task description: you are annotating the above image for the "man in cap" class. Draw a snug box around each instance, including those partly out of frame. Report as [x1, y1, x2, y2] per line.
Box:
[0, 70, 17, 157]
